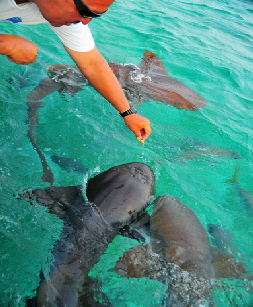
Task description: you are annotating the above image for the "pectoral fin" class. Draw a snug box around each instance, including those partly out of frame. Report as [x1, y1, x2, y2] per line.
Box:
[119, 212, 151, 242]
[20, 185, 84, 219]
[27, 77, 63, 102]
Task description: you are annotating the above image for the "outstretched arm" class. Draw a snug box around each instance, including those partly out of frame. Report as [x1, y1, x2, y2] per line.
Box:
[64, 45, 151, 142]
[0, 34, 38, 65]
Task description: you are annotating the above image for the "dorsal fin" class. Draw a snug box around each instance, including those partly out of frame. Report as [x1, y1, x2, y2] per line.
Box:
[139, 50, 168, 75]
[210, 246, 250, 280]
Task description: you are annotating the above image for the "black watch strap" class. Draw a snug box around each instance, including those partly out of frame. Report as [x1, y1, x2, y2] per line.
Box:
[120, 107, 137, 118]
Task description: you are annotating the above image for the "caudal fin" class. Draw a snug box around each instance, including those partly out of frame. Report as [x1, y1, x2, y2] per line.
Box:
[51, 155, 88, 175]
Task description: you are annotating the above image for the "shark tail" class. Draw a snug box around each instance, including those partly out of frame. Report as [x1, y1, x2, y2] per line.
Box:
[226, 165, 240, 184]
[51, 155, 88, 175]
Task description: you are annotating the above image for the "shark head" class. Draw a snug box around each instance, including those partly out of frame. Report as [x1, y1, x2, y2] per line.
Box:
[21, 162, 155, 306]
[46, 64, 89, 96]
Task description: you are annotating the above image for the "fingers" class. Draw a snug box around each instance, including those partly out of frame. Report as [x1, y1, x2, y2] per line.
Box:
[124, 114, 152, 143]
[139, 126, 152, 141]
[7, 54, 37, 65]
[8, 46, 38, 65]
[2, 35, 38, 65]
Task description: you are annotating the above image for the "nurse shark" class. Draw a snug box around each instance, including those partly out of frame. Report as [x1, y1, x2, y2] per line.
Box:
[115, 196, 251, 306]
[227, 167, 253, 216]
[44, 50, 207, 110]
[27, 88, 88, 185]
[26, 50, 207, 184]
[208, 224, 251, 280]
[23, 162, 155, 306]
[116, 196, 215, 306]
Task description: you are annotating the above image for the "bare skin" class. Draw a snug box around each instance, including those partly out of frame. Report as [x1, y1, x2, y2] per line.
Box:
[0, 34, 38, 65]
[0, 0, 152, 141]
[29, 0, 95, 27]
[65, 45, 151, 141]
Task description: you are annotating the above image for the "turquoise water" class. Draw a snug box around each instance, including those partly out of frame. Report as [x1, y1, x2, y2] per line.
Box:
[1, 0, 253, 305]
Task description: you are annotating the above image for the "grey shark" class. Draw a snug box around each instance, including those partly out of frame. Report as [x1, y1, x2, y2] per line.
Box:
[45, 50, 207, 111]
[26, 50, 207, 184]
[23, 162, 155, 306]
[26, 78, 63, 185]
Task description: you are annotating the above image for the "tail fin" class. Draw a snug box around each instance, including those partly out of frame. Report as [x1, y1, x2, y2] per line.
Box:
[51, 155, 88, 175]
[226, 165, 240, 184]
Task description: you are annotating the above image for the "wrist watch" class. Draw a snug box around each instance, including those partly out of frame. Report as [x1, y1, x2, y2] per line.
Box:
[119, 107, 137, 118]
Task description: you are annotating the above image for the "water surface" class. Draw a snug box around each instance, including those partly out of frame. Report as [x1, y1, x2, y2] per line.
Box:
[0, 0, 253, 305]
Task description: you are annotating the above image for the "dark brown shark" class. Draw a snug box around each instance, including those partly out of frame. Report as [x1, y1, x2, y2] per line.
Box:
[115, 196, 215, 306]
[115, 196, 252, 306]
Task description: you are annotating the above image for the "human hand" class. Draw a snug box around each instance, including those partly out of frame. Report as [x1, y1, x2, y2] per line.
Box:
[0, 34, 38, 65]
[124, 113, 152, 144]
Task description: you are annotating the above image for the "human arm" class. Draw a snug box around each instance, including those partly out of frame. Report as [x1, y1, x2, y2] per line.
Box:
[64, 45, 151, 142]
[0, 34, 38, 65]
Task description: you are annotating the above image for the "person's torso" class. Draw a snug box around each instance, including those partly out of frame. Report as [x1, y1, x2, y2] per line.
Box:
[0, 0, 47, 25]
[0, 0, 95, 53]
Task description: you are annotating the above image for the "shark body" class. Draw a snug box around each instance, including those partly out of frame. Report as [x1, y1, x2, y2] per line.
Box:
[115, 196, 215, 306]
[115, 196, 252, 306]
[26, 50, 207, 184]
[23, 162, 155, 306]
[45, 50, 207, 111]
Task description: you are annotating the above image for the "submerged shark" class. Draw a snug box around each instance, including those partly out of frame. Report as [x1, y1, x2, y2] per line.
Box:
[23, 162, 155, 306]
[27, 95, 55, 185]
[25, 50, 207, 184]
[51, 155, 88, 175]
[172, 145, 240, 162]
[115, 196, 251, 306]
[208, 224, 251, 280]
[27, 82, 88, 185]
[115, 196, 215, 306]
[45, 50, 207, 111]
[26, 77, 68, 185]
[227, 167, 253, 215]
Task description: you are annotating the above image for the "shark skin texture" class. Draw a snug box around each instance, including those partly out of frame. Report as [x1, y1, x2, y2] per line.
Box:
[115, 196, 253, 306]
[115, 196, 215, 306]
[44, 50, 207, 111]
[25, 50, 207, 184]
[22, 162, 155, 307]
[109, 50, 207, 111]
